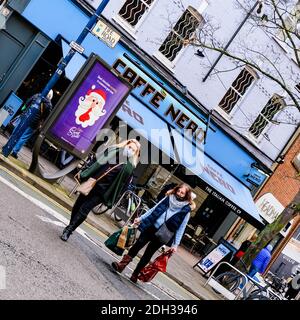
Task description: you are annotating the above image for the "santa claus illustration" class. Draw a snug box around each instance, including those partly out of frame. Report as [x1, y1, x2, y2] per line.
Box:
[75, 85, 107, 128]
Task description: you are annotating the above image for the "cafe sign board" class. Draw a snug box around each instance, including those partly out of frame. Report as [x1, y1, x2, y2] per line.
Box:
[92, 20, 121, 48]
[256, 193, 284, 224]
[197, 243, 231, 273]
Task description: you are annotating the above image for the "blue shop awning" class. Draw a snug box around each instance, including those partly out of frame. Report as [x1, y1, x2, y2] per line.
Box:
[171, 130, 265, 230]
[116, 95, 176, 162]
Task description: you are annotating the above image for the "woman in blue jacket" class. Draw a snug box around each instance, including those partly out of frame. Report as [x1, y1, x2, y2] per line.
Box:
[111, 183, 196, 283]
[248, 244, 273, 277]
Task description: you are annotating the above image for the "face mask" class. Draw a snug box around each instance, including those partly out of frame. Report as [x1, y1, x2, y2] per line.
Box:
[123, 146, 135, 158]
[175, 194, 185, 202]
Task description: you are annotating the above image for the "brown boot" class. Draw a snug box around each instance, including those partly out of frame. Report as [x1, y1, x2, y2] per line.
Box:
[111, 254, 132, 273]
[130, 272, 139, 283]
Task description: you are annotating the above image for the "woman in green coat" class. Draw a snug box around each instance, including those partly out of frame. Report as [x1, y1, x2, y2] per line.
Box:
[60, 139, 141, 241]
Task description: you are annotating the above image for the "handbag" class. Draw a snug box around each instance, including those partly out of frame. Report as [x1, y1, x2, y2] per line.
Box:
[76, 163, 123, 196]
[138, 250, 173, 282]
[104, 225, 137, 256]
[154, 212, 175, 244]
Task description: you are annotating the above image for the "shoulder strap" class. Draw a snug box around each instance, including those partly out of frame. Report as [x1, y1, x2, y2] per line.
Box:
[95, 162, 124, 183]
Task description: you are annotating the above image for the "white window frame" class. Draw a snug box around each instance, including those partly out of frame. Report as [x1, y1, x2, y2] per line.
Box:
[154, 3, 207, 69]
[113, 0, 157, 39]
[215, 67, 258, 120]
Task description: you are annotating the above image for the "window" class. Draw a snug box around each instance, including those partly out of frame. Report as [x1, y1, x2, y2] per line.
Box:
[118, 0, 155, 28]
[248, 95, 285, 139]
[218, 68, 257, 114]
[296, 83, 300, 93]
[158, 6, 203, 62]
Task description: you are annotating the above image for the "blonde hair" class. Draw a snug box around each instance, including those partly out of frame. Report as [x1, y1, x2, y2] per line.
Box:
[111, 139, 141, 167]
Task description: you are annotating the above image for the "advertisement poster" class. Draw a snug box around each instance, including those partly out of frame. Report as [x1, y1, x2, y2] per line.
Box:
[49, 59, 130, 157]
[0, 92, 23, 127]
[198, 244, 231, 273]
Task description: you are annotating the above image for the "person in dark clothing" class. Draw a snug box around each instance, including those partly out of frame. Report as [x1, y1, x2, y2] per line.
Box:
[60, 139, 141, 242]
[212, 234, 258, 277]
[1, 91, 53, 158]
[230, 234, 258, 266]
[111, 183, 196, 283]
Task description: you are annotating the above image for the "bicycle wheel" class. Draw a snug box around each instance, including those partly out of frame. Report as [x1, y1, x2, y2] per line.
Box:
[214, 272, 241, 293]
[92, 203, 109, 215]
[246, 292, 270, 300]
[113, 195, 131, 222]
[113, 211, 123, 222]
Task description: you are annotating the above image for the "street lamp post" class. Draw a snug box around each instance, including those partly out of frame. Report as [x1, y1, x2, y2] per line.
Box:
[28, 0, 110, 174]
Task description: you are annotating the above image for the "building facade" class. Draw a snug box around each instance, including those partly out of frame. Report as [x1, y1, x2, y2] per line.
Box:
[228, 129, 299, 256]
[0, 0, 299, 251]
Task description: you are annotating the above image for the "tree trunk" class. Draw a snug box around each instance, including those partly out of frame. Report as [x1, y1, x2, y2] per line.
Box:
[236, 191, 300, 271]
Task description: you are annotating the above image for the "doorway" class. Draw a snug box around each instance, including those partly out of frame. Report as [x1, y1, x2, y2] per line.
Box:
[193, 195, 231, 237]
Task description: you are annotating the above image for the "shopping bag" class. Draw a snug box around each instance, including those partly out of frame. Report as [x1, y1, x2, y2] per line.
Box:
[76, 178, 97, 196]
[138, 250, 173, 282]
[104, 225, 137, 256]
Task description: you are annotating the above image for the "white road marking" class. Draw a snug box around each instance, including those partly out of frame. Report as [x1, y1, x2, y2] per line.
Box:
[0, 174, 174, 300]
[36, 215, 66, 227]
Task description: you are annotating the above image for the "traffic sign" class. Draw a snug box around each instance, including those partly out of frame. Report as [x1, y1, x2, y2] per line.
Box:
[70, 41, 85, 54]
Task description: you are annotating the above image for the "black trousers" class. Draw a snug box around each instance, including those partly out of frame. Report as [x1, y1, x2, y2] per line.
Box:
[68, 189, 103, 231]
[127, 225, 164, 275]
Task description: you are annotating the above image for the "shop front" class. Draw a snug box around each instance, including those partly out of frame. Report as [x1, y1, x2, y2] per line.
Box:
[4, 0, 267, 251]
[95, 76, 265, 251]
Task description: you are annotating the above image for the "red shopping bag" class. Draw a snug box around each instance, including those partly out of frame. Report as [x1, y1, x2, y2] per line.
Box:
[138, 250, 173, 282]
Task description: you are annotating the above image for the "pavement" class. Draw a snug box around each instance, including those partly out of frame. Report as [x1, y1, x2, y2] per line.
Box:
[0, 133, 220, 300]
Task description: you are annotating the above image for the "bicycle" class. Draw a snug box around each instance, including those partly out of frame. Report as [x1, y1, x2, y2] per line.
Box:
[92, 184, 147, 222]
[213, 260, 249, 295]
[213, 262, 283, 300]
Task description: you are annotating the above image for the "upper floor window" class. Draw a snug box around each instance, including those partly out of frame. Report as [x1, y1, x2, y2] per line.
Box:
[118, 0, 155, 28]
[248, 94, 285, 139]
[218, 68, 257, 114]
[158, 6, 204, 63]
[295, 82, 300, 93]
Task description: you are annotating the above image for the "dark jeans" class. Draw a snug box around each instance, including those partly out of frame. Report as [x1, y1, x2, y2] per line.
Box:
[248, 264, 259, 278]
[67, 189, 103, 231]
[2, 106, 39, 157]
[127, 225, 164, 275]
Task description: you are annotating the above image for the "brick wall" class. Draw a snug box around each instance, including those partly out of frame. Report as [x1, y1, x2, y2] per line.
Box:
[256, 134, 300, 207]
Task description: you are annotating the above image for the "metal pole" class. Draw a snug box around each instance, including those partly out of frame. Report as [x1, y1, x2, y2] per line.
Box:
[28, 0, 110, 174]
[202, 1, 260, 82]
[41, 0, 110, 98]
